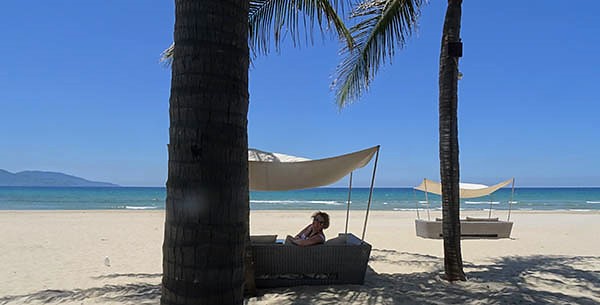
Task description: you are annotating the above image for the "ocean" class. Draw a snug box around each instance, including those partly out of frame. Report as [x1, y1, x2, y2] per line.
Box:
[1, 187, 599, 212]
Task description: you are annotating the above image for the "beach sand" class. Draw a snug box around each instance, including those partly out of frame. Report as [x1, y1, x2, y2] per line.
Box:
[1, 210, 598, 304]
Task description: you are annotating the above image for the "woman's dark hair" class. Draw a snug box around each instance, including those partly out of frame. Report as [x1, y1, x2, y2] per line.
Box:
[312, 211, 330, 229]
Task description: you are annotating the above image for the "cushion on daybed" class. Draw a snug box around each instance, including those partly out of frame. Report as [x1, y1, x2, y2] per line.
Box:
[251, 235, 277, 244]
[435, 217, 500, 222]
[324, 235, 347, 245]
[465, 217, 499, 221]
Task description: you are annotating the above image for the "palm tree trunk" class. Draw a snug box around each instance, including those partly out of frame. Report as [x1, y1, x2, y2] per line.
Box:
[161, 0, 249, 304]
[438, 0, 466, 281]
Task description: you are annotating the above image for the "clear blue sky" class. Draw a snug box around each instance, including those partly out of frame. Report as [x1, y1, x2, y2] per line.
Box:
[1, 1, 599, 187]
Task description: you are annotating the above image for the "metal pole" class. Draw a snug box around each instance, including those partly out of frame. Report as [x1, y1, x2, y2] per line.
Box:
[488, 194, 493, 219]
[361, 146, 380, 242]
[414, 188, 420, 220]
[508, 178, 515, 221]
[345, 172, 353, 234]
[424, 179, 431, 221]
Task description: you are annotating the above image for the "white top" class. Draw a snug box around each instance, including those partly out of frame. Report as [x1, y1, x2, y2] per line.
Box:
[414, 178, 514, 199]
[248, 146, 379, 191]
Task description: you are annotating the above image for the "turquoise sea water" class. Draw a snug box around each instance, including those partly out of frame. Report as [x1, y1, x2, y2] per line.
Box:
[1, 187, 599, 211]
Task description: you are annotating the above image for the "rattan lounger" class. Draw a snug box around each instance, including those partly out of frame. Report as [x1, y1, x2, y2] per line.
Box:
[251, 233, 371, 288]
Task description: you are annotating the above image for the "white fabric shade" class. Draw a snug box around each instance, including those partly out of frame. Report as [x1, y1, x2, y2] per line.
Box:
[249, 146, 379, 191]
[414, 178, 514, 199]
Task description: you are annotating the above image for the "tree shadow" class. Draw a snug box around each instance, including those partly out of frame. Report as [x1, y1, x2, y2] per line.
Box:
[368, 248, 442, 268]
[2, 254, 598, 305]
[91, 273, 162, 280]
[0, 281, 160, 305]
[252, 249, 600, 305]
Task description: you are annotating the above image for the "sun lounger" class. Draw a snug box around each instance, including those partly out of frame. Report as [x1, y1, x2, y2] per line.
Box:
[250, 233, 371, 288]
[414, 178, 516, 239]
[415, 218, 513, 239]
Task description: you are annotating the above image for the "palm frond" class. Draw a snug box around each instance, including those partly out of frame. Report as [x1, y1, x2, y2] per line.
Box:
[333, 0, 424, 108]
[160, 43, 174, 67]
[249, 0, 355, 58]
[161, 0, 355, 67]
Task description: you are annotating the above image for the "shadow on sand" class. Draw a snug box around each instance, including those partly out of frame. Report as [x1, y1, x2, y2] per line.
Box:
[1, 251, 598, 305]
[253, 250, 599, 305]
[0, 280, 161, 305]
[91, 273, 162, 280]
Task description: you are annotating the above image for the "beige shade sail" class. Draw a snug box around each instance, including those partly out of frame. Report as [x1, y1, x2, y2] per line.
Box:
[249, 146, 379, 191]
[414, 178, 514, 199]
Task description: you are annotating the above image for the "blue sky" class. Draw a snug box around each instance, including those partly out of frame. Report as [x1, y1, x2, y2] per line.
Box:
[1, 1, 599, 187]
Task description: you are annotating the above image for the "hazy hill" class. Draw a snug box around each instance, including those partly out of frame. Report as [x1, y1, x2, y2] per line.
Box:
[0, 169, 118, 187]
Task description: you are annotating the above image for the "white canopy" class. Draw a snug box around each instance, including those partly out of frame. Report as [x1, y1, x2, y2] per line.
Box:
[414, 178, 514, 199]
[249, 146, 379, 191]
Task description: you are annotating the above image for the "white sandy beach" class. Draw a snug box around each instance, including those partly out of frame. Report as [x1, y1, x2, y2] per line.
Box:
[1, 210, 598, 305]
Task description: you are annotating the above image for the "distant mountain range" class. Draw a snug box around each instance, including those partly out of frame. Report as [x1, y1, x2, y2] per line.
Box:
[0, 170, 118, 187]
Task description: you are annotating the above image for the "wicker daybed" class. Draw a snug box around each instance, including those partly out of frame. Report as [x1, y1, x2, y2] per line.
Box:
[413, 178, 516, 239]
[251, 233, 371, 288]
[246, 146, 380, 289]
[415, 217, 513, 239]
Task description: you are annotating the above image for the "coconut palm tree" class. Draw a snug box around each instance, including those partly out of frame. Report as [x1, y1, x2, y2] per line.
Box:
[333, 0, 466, 281]
[162, 1, 353, 304]
[161, 0, 250, 303]
[437, 0, 465, 281]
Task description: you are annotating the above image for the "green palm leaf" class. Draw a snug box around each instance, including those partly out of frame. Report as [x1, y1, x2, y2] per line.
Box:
[160, 43, 174, 66]
[162, 0, 354, 65]
[333, 0, 424, 108]
[249, 0, 354, 57]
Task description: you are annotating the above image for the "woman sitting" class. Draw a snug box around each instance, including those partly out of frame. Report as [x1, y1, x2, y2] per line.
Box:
[288, 211, 330, 246]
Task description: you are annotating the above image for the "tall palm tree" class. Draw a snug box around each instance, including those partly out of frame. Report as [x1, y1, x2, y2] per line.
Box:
[437, 0, 465, 281]
[162, 1, 353, 304]
[162, 0, 250, 304]
[334, 0, 466, 280]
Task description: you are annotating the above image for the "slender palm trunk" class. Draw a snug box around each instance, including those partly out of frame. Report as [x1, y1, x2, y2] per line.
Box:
[161, 0, 249, 304]
[438, 0, 466, 281]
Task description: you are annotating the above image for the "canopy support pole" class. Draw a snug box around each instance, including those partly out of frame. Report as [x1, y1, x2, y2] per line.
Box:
[424, 179, 431, 221]
[488, 194, 494, 219]
[508, 178, 515, 221]
[414, 188, 420, 220]
[345, 172, 353, 234]
[361, 146, 380, 242]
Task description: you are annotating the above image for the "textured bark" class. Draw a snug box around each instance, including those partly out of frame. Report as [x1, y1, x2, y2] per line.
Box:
[161, 0, 250, 304]
[438, 0, 466, 281]
[244, 234, 257, 296]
